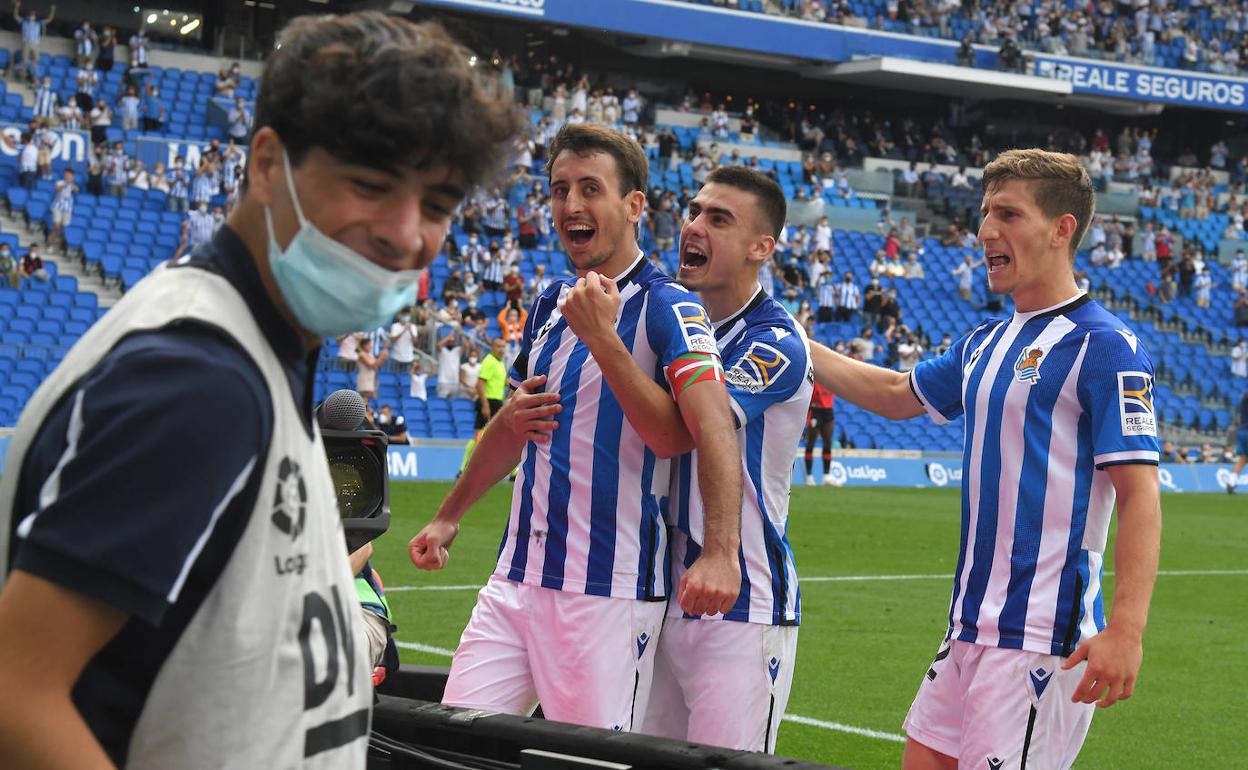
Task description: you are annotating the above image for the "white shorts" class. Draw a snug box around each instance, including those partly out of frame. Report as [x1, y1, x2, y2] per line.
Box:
[641, 616, 798, 753]
[52, 209, 71, 227]
[903, 639, 1095, 770]
[442, 575, 667, 731]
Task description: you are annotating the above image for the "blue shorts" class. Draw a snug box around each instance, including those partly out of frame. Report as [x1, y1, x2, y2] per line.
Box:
[1237, 429, 1248, 458]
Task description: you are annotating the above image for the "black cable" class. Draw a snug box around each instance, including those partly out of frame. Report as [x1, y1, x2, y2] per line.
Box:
[369, 731, 516, 770]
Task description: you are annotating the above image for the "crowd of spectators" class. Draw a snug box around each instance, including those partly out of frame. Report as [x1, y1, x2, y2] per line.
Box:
[692, 0, 1248, 77]
[7, 16, 1242, 450]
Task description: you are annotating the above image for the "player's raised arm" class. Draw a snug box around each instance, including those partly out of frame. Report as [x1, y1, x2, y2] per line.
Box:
[559, 271, 695, 458]
[809, 339, 924, 420]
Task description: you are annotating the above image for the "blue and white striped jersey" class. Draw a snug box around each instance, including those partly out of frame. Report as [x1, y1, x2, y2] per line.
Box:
[499, 252, 720, 601]
[910, 293, 1160, 656]
[668, 287, 811, 625]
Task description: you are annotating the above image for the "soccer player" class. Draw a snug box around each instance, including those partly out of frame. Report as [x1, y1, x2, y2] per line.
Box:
[553, 165, 811, 752]
[809, 149, 1162, 769]
[0, 15, 520, 768]
[804, 380, 837, 486]
[1228, 386, 1248, 494]
[408, 124, 743, 730]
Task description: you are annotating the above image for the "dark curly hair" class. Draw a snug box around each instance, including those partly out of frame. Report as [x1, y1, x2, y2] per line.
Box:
[254, 12, 522, 188]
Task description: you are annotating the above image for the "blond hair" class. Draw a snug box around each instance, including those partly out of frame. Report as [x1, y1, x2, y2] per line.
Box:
[982, 149, 1095, 259]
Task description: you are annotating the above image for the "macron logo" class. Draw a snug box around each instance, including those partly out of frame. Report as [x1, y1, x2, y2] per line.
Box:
[987, 758, 1003, 770]
[768, 656, 781, 683]
[636, 632, 651, 659]
[1030, 667, 1053, 699]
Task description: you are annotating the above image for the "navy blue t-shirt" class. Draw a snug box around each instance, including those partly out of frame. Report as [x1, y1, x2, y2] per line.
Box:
[8, 225, 318, 765]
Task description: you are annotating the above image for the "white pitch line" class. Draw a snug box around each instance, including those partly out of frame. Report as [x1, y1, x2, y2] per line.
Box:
[387, 584, 482, 592]
[388, 567, 1248, 746]
[781, 715, 906, 744]
[801, 573, 948, 583]
[394, 640, 458, 657]
[387, 568, 1248, 594]
[391, 640, 907, 744]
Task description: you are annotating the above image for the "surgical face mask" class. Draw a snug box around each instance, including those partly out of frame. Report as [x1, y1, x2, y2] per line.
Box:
[265, 149, 423, 337]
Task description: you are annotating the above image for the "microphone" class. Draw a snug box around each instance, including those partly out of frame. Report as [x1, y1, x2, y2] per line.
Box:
[316, 388, 367, 431]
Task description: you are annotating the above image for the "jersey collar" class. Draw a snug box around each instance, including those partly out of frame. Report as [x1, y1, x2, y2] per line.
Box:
[612, 250, 646, 288]
[712, 284, 766, 333]
[1012, 291, 1089, 324]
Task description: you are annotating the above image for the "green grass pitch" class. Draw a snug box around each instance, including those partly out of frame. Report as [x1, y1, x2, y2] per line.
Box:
[368, 482, 1246, 769]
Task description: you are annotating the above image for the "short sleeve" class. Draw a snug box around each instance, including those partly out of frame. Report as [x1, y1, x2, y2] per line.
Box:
[722, 327, 810, 428]
[1077, 330, 1161, 468]
[910, 328, 981, 424]
[644, 282, 720, 369]
[12, 326, 271, 626]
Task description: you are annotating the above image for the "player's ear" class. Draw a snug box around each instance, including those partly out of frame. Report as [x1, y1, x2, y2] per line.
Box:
[1052, 213, 1078, 250]
[749, 233, 775, 265]
[624, 189, 646, 225]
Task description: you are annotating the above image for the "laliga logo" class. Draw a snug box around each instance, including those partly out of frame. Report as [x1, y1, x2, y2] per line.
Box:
[1159, 467, 1180, 492]
[1214, 468, 1246, 489]
[927, 463, 949, 487]
[827, 461, 848, 486]
[831, 462, 888, 484]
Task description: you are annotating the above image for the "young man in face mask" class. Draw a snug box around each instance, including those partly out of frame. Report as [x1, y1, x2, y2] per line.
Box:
[0, 14, 520, 770]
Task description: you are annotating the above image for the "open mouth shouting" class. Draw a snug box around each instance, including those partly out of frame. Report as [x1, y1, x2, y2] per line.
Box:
[679, 240, 710, 276]
[986, 252, 1012, 273]
[562, 219, 597, 252]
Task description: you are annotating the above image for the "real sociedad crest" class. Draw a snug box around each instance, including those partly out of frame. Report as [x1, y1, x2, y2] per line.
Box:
[1014, 346, 1044, 384]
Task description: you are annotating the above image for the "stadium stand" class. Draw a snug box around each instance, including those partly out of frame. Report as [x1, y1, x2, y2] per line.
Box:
[0, 3, 1243, 461]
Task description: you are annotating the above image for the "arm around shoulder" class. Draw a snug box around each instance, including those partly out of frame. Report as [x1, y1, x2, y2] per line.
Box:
[809, 340, 923, 420]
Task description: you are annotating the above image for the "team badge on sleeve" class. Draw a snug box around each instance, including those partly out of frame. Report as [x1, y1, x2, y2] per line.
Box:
[1117, 371, 1156, 437]
[672, 302, 718, 355]
[725, 342, 791, 394]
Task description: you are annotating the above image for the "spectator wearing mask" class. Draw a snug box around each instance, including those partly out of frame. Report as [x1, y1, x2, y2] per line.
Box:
[1231, 337, 1248, 378]
[356, 337, 387, 403]
[835, 271, 861, 322]
[20, 244, 48, 284]
[335, 332, 362, 372]
[459, 347, 481, 399]
[436, 327, 463, 399]
[408, 359, 428, 401]
[14, 1, 56, 83]
[187, 203, 216, 248]
[376, 404, 409, 445]
[0, 244, 19, 289]
[502, 264, 525, 305]
[388, 309, 418, 373]
[96, 26, 115, 72]
[142, 85, 165, 132]
[17, 133, 37, 189]
[32, 76, 56, 121]
[117, 86, 140, 131]
[228, 96, 252, 142]
[128, 25, 149, 68]
[49, 170, 77, 251]
[73, 20, 97, 69]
